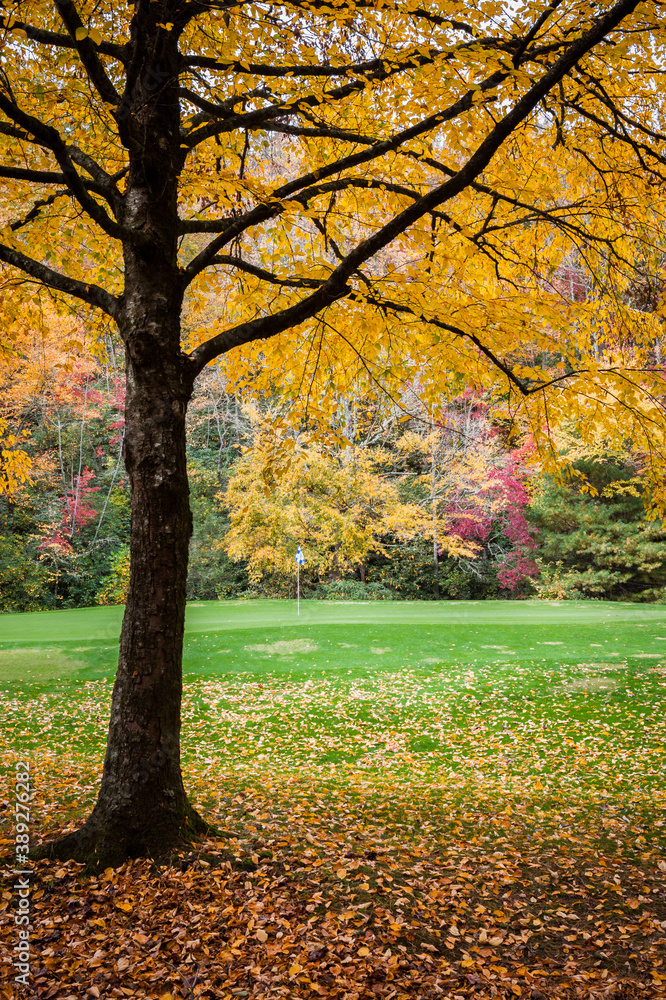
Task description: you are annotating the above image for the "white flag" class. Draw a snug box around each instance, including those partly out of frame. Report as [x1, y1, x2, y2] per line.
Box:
[295, 545, 305, 565]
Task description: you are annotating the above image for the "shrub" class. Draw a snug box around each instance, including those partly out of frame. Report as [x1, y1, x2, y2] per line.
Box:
[96, 545, 130, 605]
[0, 534, 51, 612]
[318, 579, 394, 601]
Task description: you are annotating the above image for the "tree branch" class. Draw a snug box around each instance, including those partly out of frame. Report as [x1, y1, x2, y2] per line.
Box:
[183, 48, 443, 79]
[52, 0, 122, 105]
[0, 15, 126, 60]
[7, 188, 76, 232]
[245, 119, 377, 144]
[0, 243, 119, 318]
[187, 282, 351, 377]
[208, 255, 325, 288]
[354, 291, 655, 403]
[276, 2, 480, 37]
[179, 85, 271, 122]
[0, 164, 110, 199]
[181, 46, 471, 147]
[179, 176, 425, 237]
[347, 291, 557, 397]
[562, 99, 666, 173]
[185, 0, 640, 376]
[0, 92, 140, 241]
[181, 74, 507, 274]
[513, 0, 566, 64]
[0, 122, 40, 144]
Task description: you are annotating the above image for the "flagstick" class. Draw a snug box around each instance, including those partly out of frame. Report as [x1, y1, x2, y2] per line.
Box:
[297, 561, 300, 616]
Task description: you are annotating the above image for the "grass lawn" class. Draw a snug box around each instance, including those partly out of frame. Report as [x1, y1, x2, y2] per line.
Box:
[1, 599, 665, 999]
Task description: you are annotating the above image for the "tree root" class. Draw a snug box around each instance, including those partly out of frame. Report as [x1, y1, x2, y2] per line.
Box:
[32, 802, 216, 873]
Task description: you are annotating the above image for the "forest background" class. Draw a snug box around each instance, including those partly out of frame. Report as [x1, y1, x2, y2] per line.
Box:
[2, 297, 666, 614]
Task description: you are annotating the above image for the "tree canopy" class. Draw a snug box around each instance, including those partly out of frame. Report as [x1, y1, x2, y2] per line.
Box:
[1, 0, 665, 864]
[2, 3, 665, 455]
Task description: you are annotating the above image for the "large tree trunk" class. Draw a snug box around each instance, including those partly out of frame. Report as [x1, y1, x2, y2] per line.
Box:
[40, 286, 207, 868]
[36, 21, 208, 867]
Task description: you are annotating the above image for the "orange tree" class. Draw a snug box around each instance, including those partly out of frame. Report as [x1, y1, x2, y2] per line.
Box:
[0, 0, 664, 865]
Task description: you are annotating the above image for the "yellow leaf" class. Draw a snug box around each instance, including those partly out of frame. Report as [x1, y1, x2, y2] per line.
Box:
[288, 963, 302, 976]
[358, 946, 370, 956]
[88, 28, 102, 45]
[74, 27, 88, 41]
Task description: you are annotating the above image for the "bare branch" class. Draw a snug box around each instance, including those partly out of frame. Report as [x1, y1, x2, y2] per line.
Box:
[6, 187, 75, 232]
[181, 78, 506, 275]
[186, 279, 351, 377]
[0, 164, 112, 199]
[513, 0, 566, 64]
[349, 291, 554, 397]
[183, 48, 443, 79]
[562, 98, 666, 175]
[179, 176, 425, 237]
[179, 85, 271, 121]
[275, 2, 480, 36]
[245, 119, 376, 144]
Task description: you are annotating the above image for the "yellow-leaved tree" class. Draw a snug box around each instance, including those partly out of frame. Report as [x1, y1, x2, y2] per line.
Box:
[224, 431, 430, 585]
[1, 0, 665, 864]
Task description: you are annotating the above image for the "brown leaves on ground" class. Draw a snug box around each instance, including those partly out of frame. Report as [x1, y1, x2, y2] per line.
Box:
[2, 831, 665, 1000]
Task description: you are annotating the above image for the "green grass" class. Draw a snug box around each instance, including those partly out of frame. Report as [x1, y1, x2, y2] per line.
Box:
[1, 598, 665, 857]
[2, 600, 664, 998]
[1, 597, 666, 687]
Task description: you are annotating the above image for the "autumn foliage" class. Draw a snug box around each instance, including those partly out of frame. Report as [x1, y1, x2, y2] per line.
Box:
[2, 0, 666, 868]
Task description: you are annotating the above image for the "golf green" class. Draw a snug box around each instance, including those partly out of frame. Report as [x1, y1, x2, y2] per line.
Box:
[0, 598, 664, 686]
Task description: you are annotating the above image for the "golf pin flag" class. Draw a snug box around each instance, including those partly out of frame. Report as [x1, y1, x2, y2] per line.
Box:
[295, 545, 305, 565]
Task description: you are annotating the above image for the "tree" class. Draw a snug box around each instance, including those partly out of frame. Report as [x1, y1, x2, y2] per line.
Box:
[367, 402, 537, 598]
[1, 0, 664, 865]
[532, 456, 666, 601]
[224, 427, 425, 585]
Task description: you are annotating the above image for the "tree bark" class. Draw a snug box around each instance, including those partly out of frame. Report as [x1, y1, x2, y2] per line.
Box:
[35, 19, 208, 868]
[39, 278, 209, 867]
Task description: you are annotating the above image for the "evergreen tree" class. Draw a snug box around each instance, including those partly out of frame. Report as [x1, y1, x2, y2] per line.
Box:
[531, 460, 666, 602]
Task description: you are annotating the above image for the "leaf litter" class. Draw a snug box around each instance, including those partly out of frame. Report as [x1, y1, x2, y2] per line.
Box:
[1, 657, 665, 998]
